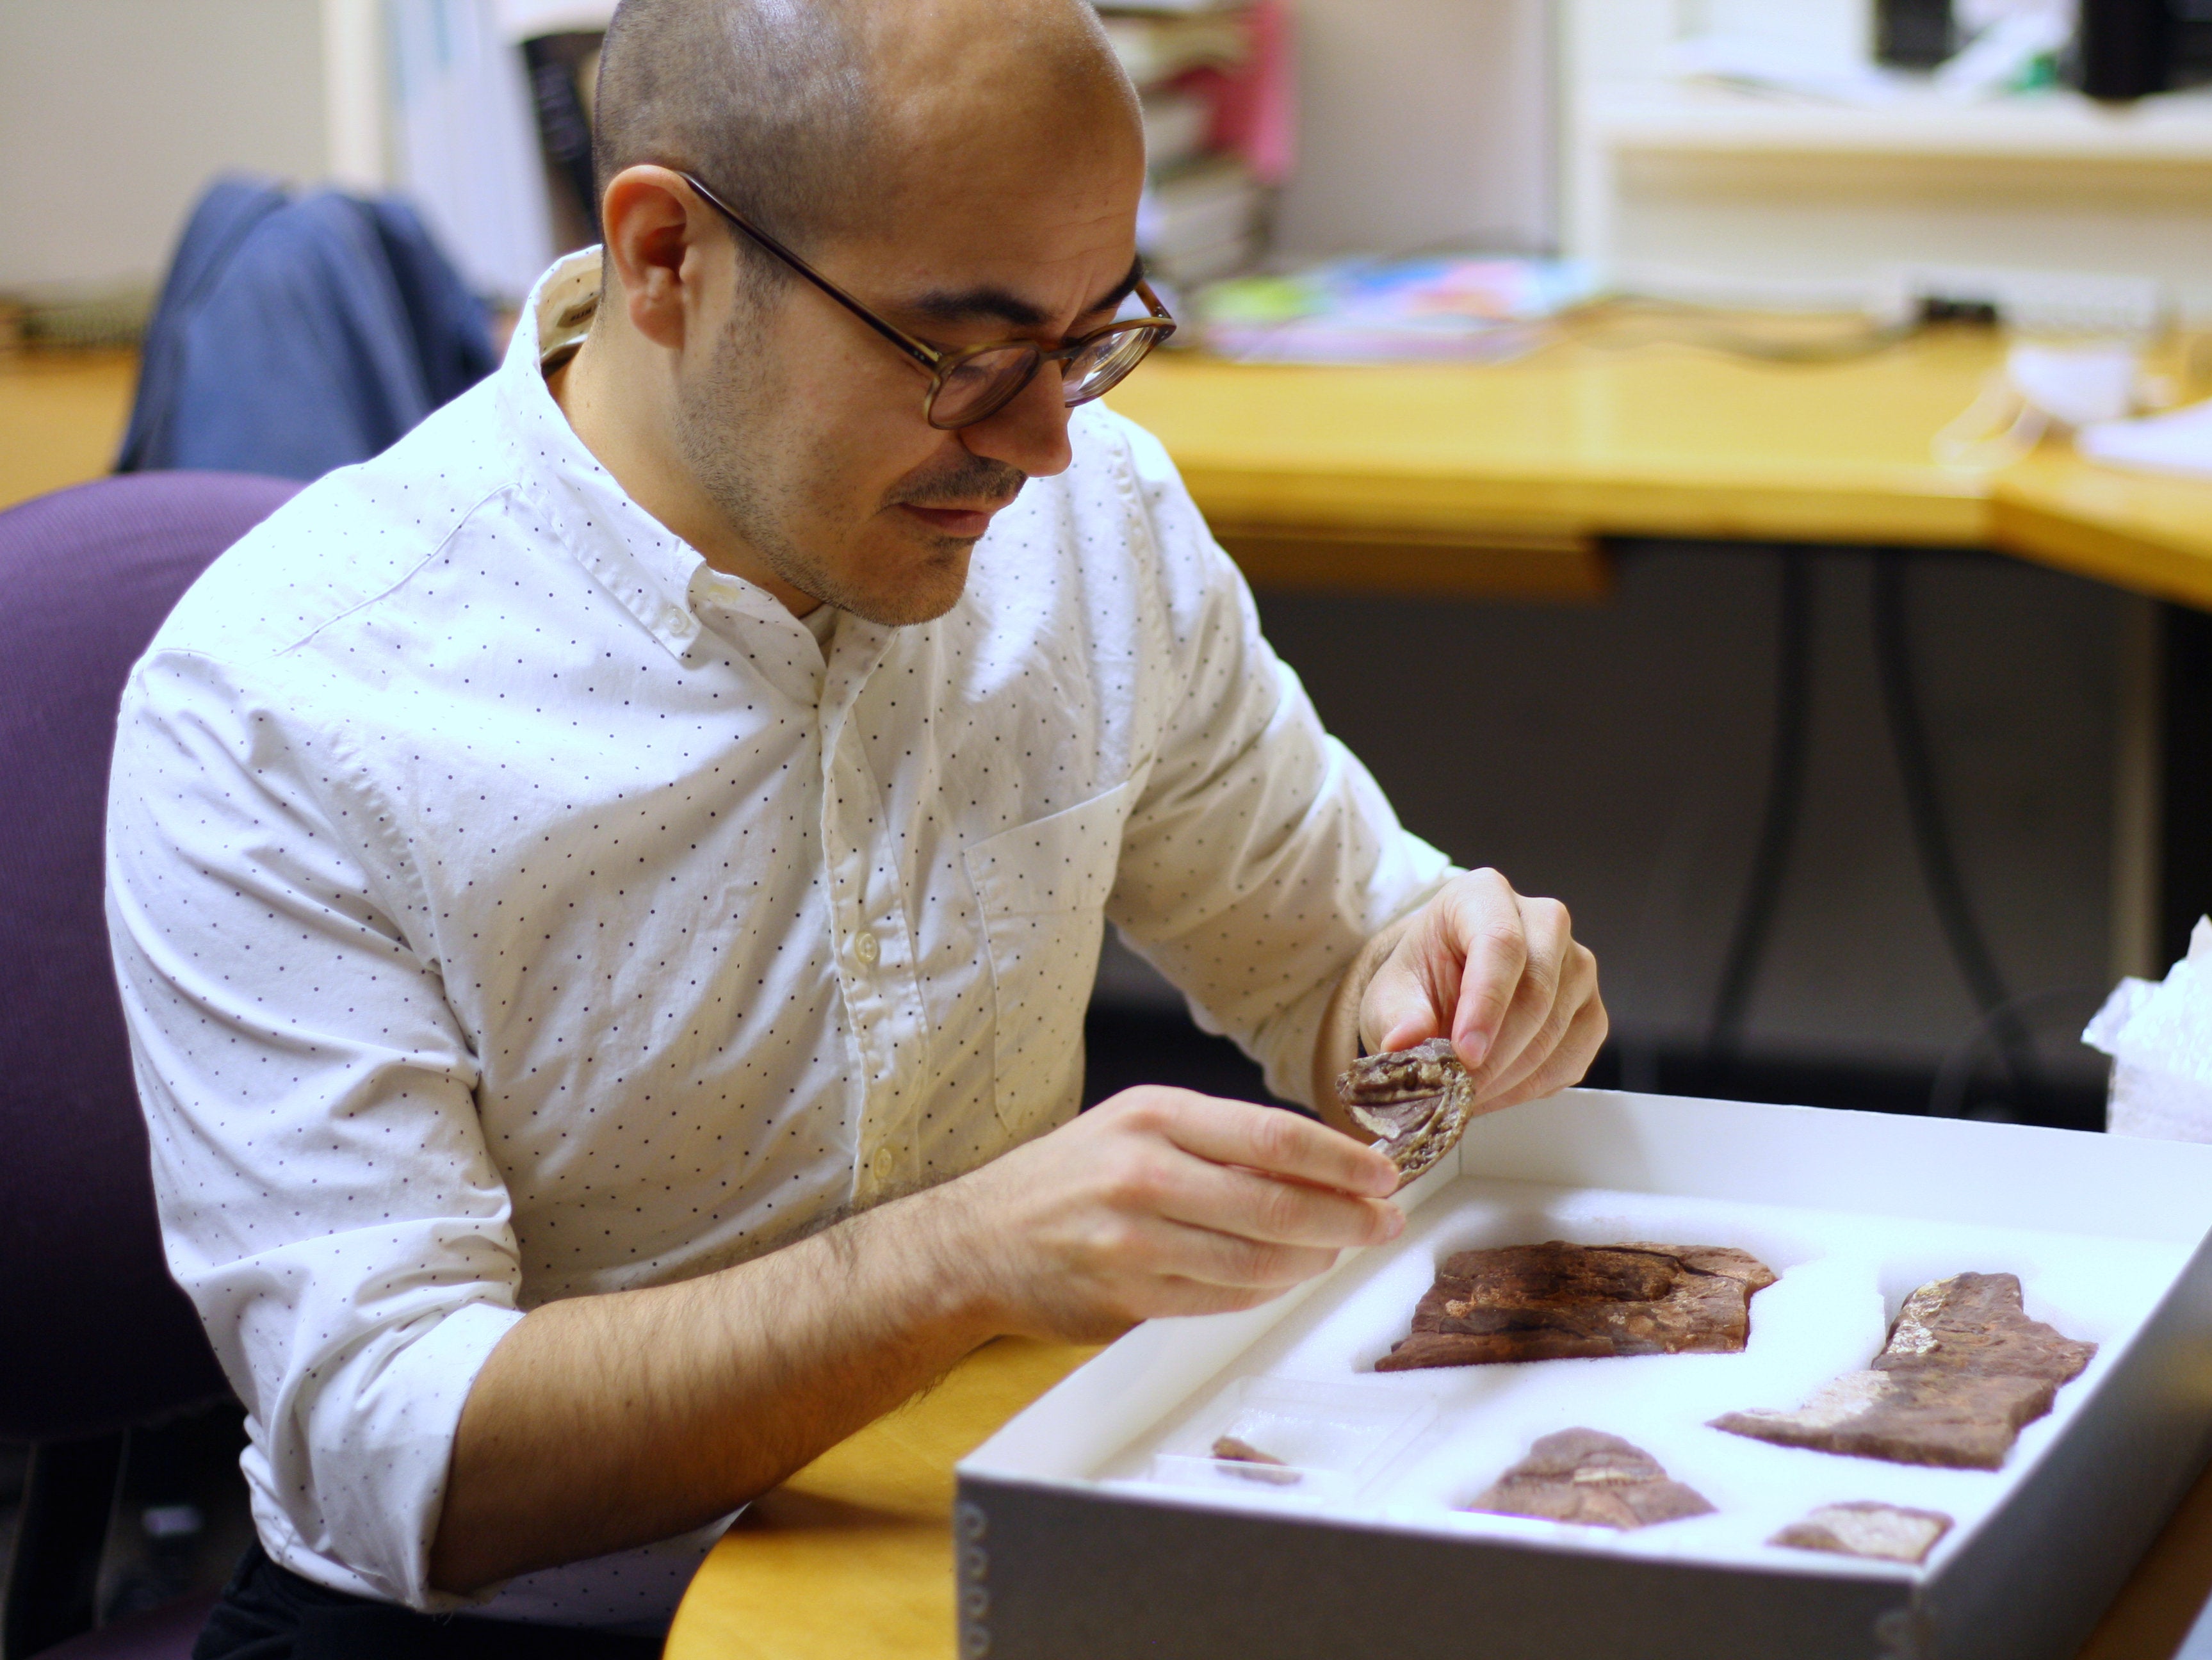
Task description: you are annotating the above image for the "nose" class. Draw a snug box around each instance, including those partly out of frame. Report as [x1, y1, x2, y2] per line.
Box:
[959, 359, 1075, 480]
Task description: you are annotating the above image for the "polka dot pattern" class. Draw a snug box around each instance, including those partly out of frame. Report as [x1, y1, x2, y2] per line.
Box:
[104, 250, 1453, 1623]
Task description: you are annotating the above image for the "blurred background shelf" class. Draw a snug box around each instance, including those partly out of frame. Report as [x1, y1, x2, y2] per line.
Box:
[1590, 85, 2212, 161]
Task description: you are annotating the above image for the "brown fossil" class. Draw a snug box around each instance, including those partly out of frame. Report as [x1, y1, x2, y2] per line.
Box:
[1210, 1435, 1299, 1486]
[1770, 1501, 1953, 1565]
[1711, 1272, 2096, 1470]
[1374, 1240, 1778, 1372]
[1336, 1039, 1477, 1183]
[1468, 1428, 1714, 1530]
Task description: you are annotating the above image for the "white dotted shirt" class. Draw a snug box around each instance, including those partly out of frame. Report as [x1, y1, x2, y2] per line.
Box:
[104, 252, 1452, 1624]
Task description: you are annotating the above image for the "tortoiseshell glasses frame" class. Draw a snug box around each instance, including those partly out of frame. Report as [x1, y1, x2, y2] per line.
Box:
[679, 171, 1176, 430]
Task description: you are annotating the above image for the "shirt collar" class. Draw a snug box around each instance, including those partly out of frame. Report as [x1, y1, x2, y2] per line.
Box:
[496, 250, 817, 665]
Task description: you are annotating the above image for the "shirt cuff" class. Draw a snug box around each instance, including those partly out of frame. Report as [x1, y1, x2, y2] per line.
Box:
[292, 1298, 528, 1613]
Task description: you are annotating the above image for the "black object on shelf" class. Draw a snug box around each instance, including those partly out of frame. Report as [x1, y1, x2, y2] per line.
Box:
[2078, 0, 2174, 99]
[1876, 0, 1956, 67]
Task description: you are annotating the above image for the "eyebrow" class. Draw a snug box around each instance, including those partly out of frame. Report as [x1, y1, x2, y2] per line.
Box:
[905, 256, 1148, 334]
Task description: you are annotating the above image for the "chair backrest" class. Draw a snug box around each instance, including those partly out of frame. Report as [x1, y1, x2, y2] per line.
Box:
[0, 471, 299, 1441]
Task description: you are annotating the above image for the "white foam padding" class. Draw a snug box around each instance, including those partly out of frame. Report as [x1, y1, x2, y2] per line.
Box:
[1091, 1176, 2189, 1579]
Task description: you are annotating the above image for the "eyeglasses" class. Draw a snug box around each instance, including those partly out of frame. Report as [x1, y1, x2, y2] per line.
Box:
[679, 172, 1176, 431]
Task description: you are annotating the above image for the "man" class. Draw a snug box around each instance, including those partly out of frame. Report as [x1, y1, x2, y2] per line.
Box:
[107, 0, 1605, 1649]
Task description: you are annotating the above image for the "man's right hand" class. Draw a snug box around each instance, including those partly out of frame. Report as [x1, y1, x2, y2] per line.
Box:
[434, 1088, 1401, 1592]
[932, 1088, 1406, 1344]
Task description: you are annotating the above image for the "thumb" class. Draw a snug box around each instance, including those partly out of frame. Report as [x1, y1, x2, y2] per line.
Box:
[1362, 927, 1456, 1056]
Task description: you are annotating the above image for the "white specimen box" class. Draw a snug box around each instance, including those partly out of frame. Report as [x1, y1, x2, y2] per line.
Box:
[956, 1089, 2212, 1660]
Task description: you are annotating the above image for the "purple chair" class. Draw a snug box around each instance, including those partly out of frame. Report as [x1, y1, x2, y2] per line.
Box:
[0, 473, 298, 1658]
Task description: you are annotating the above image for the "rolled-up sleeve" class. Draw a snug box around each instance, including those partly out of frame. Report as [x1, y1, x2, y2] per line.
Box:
[106, 647, 523, 1611]
[1103, 417, 1456, 1105]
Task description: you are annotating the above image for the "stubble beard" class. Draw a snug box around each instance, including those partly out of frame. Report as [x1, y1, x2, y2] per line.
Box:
[673, 311, 1027, 630]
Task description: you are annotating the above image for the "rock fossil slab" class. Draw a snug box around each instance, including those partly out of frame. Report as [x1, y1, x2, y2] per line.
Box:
[1337, 1039, 1477, 1183]
[1210, 1435, 1299, 1486]
[1711, 1272, 2095, 1469]
[1374, 1240, 1778, 1372]
[1468, 1428, 1714, 1531]
[1770, 1501, 1953, 1565]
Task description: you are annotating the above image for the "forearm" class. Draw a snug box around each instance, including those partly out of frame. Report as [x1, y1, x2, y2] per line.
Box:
[429, 1180, 998, 1593]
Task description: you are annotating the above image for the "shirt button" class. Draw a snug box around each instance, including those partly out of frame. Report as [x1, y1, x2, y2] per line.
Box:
[852, 929, 881, 968]
[870, 1146, 895, 1182]
[664, 607, 693, 636]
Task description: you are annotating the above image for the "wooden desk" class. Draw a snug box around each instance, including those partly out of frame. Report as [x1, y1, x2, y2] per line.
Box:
[665, 1339, 1097, 1659]
[667, 1336, 2212, 1660]
[0, 349, 135, 511]
[1103, 332, 2212, 609]
[6, 335, 2212, 616]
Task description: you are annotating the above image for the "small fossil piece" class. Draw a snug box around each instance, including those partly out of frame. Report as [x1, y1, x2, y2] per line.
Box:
[1711, 1273, 2096, 1470]
[1337, 1039, 1477, 1182]
[1468, 1428, 1714, 1531]
[1210, 1435, 1300, 1485]
[1770, 1501, 1953, 1565]
[1374, 1240, 1777, 1372]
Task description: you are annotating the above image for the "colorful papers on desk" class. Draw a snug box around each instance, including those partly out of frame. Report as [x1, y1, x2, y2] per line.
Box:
[1196, 257, 1600, 364]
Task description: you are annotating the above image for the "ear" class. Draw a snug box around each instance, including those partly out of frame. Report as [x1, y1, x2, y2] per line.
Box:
[598, 165, 719, 352]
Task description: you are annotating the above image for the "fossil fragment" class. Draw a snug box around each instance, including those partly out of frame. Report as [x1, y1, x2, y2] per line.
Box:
[1210, 1435, 1299, 1485]
[1468, 1428, 1714, 1531]
[1374, 1240, 1777, 1372]
[1337, 1039, 1477, 1182]
[1711, 1273, 2095, 1470]
[1770, 1501, 1953, 1565]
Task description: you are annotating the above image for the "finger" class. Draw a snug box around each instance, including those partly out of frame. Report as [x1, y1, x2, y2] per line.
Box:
[1476, 957, 1593, 1105]
[1465, 907, 1580, 1094]
[1148, 1092, 1401, 1198]
[1153, 1159, 1406, 1251]
[1125, 1213, 1349, 1290]
[1136, 1275, 1303, 1321]
[1366, 927, 1454, 1056]
[1477, 989, 1609, 1113]
[1442, 871, 1529, 1070]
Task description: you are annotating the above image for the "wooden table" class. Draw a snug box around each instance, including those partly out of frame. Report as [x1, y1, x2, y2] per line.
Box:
[665, 1335, 2212, 1660]
[665, 1339, 1098, 1659]
[1105, 330, 2212, 610]
[0, 349, 135, 511]
[8, 331, 2212, 614]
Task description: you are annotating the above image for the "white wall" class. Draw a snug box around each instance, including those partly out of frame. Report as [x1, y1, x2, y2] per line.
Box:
[1273, 0, 1555, 257]
[0, 0, 329, 291]
[1561, 0, 2212, 318]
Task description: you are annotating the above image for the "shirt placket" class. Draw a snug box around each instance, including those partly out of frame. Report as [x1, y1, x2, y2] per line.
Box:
[818, 635, 929, 1205]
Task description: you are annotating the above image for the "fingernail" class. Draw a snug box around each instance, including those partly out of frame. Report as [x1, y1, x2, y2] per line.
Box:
[1382, 1206, 1406, 1239]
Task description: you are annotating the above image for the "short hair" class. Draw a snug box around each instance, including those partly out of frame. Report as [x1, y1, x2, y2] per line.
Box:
[591, 0, 878, 276]
[590, 0, 1134, 286]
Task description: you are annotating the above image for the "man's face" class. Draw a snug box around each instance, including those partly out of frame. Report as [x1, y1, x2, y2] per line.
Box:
[672, 101, 1146, 628]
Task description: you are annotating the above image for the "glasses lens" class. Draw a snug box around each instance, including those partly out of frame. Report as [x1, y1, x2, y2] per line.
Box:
[929, 345, 1040, 428]
[1062, 326, 1162, 406]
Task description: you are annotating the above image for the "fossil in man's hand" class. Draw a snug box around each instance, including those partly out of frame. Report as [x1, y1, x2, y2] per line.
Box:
[1337, 1039, 1478, 1182]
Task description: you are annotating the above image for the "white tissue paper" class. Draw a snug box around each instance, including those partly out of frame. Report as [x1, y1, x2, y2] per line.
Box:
[2084, 917, 2212, 1142]
[2078, 398, 2212, 483]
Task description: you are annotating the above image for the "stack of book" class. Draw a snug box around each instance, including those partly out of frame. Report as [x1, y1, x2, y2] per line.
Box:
[1098, 1, 1292, 293]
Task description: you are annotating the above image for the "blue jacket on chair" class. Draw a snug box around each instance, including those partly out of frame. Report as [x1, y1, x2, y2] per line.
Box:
[117, 175, 498, 481]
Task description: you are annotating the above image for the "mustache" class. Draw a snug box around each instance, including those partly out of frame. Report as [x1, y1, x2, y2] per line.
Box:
[885, 455, 1027, 512]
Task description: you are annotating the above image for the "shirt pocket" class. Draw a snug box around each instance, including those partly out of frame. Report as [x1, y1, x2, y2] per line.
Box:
[962, 779, 1134, 1142]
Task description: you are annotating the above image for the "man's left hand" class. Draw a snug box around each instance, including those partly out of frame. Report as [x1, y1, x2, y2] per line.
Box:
[1315, 869, 1607, 1123]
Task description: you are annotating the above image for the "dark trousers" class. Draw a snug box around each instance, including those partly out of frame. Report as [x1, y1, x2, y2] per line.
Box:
[193, 1544, 667, 1660]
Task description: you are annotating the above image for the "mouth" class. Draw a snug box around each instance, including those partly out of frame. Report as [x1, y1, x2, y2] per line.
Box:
[894, 500, 1012, 539]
